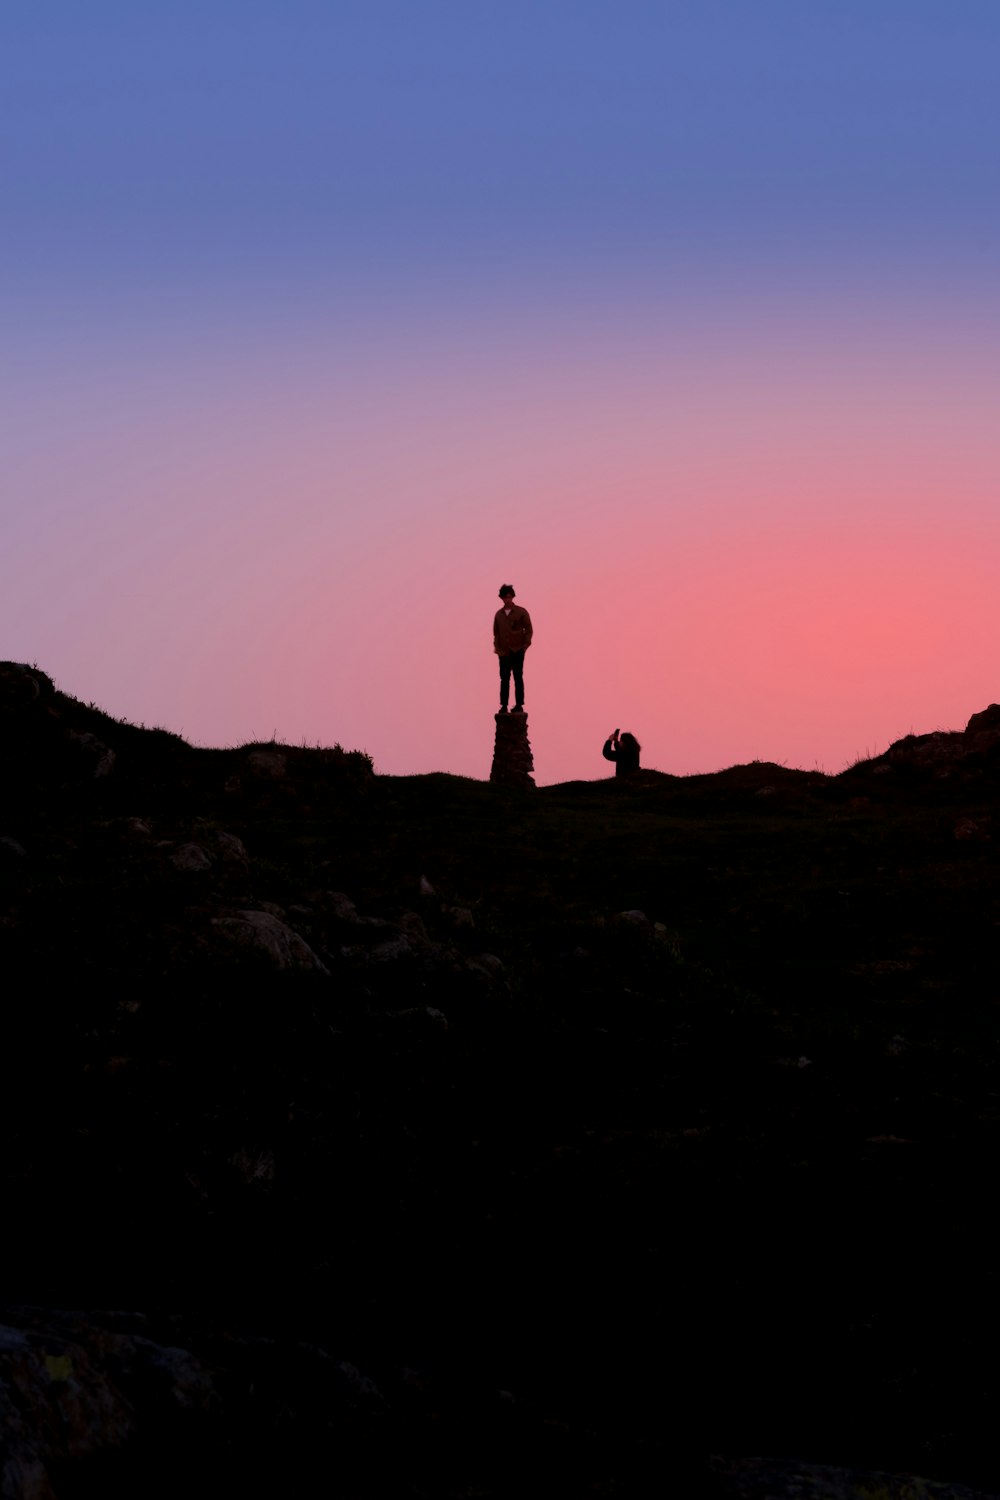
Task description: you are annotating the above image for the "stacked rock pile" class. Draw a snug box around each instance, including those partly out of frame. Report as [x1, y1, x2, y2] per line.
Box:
[489, 711, 535, 788]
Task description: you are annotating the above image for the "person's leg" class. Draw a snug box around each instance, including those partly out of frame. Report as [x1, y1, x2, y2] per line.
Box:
[499, 655, 512, 710]
[510, 650, 525, 709]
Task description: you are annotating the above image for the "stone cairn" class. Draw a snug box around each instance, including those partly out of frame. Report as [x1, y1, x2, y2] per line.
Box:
[490, 712, 535, 788]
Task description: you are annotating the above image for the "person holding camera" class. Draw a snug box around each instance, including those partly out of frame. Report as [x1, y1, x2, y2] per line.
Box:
[602, 728, 641, 777]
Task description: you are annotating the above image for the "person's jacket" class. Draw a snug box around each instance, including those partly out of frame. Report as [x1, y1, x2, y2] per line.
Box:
[493, 604, 533, 656]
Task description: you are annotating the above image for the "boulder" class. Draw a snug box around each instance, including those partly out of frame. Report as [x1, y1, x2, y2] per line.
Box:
[709, 1453, 998, 1498]
[398, 910, 431, 945]
[0, 1307, 398, 1498]
[245, 749, 287, 779]
[0, 662, 55, 702]
[322, 891, 362, 923]
[369, 935, 415, 964]
[67, 730, 116, 778]
[954, 817, 991, 842]
[212, 910, 329, 973]
[212, 830, 249, 865]
[0, 1310, 216, 1498]
[393, 1005, 449, 1034]
[964, 703, 1000, 754]
[881, 705, 1000, 771]
[966, 704, 1000, 733]
[170, 842, 213, 872]
[887, 731, 967, 767]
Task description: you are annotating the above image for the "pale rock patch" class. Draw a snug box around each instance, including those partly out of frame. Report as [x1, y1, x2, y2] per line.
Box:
[213, 910, 329, 973]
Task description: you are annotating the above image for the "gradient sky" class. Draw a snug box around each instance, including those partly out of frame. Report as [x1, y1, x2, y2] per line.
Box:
[4, 2, 999, 783]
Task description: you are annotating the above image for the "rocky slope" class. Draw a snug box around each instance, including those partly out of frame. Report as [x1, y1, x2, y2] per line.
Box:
[2, 661, 1000, 1497]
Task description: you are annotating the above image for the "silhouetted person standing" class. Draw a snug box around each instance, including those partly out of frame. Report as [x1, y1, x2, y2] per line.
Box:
[494, 585, 533, 713]
[603, 729, 641, 776]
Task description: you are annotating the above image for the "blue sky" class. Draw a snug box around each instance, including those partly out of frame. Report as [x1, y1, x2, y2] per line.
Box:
[6, 0, 999, 299]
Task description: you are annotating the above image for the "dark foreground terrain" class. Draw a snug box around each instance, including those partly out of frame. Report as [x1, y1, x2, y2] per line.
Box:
[2, 660, 1000, 1497]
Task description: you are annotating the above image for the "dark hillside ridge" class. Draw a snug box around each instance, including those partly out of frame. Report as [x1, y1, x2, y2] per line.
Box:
[3, 660, 1000, 1498]
[4, 658, 1000, 803]
[0, 659, 373, 813]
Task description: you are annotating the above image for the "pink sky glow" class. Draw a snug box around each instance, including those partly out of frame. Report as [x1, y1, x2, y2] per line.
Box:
[5, 290, 999, 785]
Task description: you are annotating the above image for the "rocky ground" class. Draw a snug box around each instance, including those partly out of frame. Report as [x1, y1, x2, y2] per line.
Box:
[2, 660, 1000, 1497]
